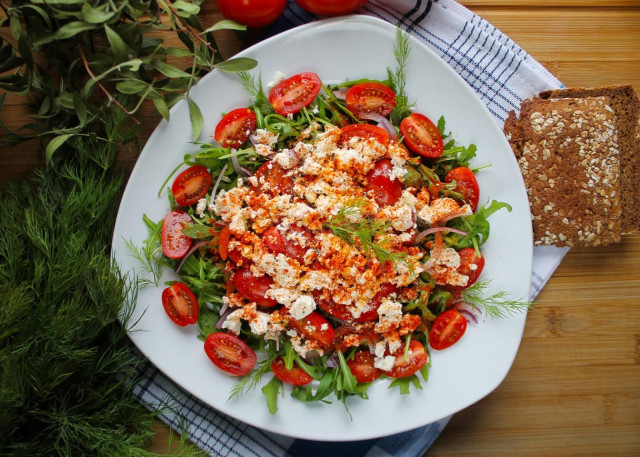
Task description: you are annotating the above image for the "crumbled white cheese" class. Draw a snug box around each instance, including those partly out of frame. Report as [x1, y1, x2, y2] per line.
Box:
[374, 355, 396, 372]
[266, 71, 286, 88]
[288, 294, 316, 320]
[221, 309, 243, 335]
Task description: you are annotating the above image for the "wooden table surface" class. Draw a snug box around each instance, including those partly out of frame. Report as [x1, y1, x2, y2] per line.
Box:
[2, 1, 639, 456]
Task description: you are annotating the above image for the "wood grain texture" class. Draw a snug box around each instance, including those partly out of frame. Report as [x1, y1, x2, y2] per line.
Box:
[1, 1, 638, 456]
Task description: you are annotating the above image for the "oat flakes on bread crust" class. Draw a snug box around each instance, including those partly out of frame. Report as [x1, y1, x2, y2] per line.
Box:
[504, 96, 621, 247]
[539, 85, 640, 234]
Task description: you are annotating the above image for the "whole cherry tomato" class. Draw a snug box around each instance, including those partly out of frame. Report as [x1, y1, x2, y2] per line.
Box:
[204, 332, 257, 376]
[215, 0, 287, 28]
[295, 0, 369, 16]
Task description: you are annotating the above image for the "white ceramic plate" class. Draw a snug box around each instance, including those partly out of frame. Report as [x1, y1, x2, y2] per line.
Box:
[111, 15, 532, 441]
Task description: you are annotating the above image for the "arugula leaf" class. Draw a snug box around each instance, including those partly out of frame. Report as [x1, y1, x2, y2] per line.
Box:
[446, 200, 512, 250]
[261, 376, 283, 414]
[388, 375, 423, 395]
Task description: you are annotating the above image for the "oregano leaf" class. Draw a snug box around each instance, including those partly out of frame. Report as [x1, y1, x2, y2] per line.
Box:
[45, 133, 75, 164]
[187, 97, 203, 140]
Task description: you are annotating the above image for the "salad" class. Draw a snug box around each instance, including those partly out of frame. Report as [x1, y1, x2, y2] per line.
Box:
[134, 30, 525, 413]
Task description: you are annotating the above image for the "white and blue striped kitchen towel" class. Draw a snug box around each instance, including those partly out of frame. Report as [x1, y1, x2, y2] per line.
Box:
[131, 1, 569, 455]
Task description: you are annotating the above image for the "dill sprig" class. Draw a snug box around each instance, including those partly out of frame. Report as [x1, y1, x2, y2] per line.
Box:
[389, 27, 416, 125]
[462, 280, 533, 319]
[324, 199, 408, 266]
[125, 215, 163, 287]
[228, 357, 275, 401]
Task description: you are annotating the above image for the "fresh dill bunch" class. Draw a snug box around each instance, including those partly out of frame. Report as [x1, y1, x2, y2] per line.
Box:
[0, 123, 200, 456]
[125, 215, 163, 287]
[389, 27, 416, 125]
[462, 280, 533, 319]
[238, 71, 273, 117]
[324, 198, 408, 267]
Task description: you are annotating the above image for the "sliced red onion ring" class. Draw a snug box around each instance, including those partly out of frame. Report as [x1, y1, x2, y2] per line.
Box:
[230, 154, 249, 177]
[333, 88, 348, 100]
[325, 351, 340, 368]
[440, 207, 471, 224]
[414, 226, 468, 244]
[453, 301, 481, 324]
[215, 307, 236, 329]
[208, 163, 228, 208]
[360, 112, 398, 141]
[175, 240, 209, 273]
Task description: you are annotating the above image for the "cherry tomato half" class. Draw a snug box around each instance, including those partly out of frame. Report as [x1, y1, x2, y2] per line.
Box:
[429, 309, 467, 350]
[400, 113, 444, 158]
[214, 108, 256, 149]
[263, 224, 313, 264]
[270, 357, 313, 386]
[347, 351, 382, 383]
[366, 159, 403, 207]
[288, 311, 335, 348]
[338, 123, 390, 147]
[446, 247, 486, 295]
[346, 82, 396, 118]
[232, 267, 278, 308]
[253, 161, 294, 195]
[204, 332, 257, 376]
[161, 282, 199, 326]
[269, 72, 322, 115]
[215, 0, 287, 28]
[445, 167, 480, 212]
[171, 165, 213, 207]
[161, 210, 193, 259]
[295, 0, 369, 15]
[388, 340, 429, 378]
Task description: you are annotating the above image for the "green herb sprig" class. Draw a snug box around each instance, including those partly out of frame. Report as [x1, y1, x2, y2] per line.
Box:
[462, 280, 533, 318]
[0, 0, 257, 161]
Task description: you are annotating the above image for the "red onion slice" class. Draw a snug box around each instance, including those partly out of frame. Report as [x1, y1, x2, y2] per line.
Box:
[453, 301, 481, 324]
[440, 207, 471, 224]
[208, 163, 228, 208]
[360, 112, 398, 141]
[333, 88, 348, 100]
[414, 226, 468, 243]
[216, 307, 236, 329]
[175, 239, 208, 273]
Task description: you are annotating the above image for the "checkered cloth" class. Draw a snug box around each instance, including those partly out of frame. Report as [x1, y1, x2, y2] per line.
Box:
[131, 1, 569, 455]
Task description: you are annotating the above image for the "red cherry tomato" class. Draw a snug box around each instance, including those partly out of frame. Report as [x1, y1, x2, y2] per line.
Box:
[338, 123, 390, 147]
[161, 282, 199, 326]
[270, 357, 313, 386]
[429, 309, 468, 350]
[288, 311, 335, 348]
[263, 224, 313, 264]
[346, 82, 396, 118]
[232, 267, 278, 308]
[215, 0, 287, 27]
[444, 167, 480, 212]
[315, 284, 396, 323]
[214, 108, 256, 149]
[446, 248, 485, 294]
[400, 113, 444, 158]
[333, 323, 379, 351]
[204, 332, 257, 376]
[269, 72, 322, 115]
[366, 159, 403, 207]
[171, 165, 213, 207]
[253, 161, 294, 195]
[347, 351, 382, 383]
[161, 210, 193, 259]
[388, 340, 429, 378]
[295, 0, 368, 15]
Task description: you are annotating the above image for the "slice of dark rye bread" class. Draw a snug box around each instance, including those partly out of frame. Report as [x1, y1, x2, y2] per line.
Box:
[504, 96, 622, 247]
[539, 86, 640, 235]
